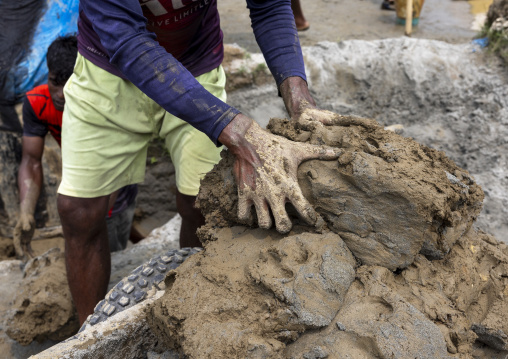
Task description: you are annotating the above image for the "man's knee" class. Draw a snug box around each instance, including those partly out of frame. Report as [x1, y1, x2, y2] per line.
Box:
[57, 194, 110, 231]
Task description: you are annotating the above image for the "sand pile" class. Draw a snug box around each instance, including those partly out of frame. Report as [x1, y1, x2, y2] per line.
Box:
[6, 248, 78, 345]
[145, 115, 507, 358]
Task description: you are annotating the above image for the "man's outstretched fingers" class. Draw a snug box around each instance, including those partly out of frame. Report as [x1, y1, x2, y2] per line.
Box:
[254, 198, 272, 229]
[298, 143, 343, 162]
[238, 195, 254, 224]
[268, 197, 292, 234]
[299, 108, 380, 130]
[288, 190, 318, 226]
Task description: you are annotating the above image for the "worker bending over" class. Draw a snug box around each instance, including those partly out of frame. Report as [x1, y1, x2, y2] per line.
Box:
[15, 35, 138, 259]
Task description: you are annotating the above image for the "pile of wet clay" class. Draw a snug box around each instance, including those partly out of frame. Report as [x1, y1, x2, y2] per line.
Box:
[146, 113, 508, 358]
[6, 248, 78, 345]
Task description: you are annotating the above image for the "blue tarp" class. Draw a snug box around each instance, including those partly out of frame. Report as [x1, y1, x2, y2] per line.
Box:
[0, 0, 79, 132]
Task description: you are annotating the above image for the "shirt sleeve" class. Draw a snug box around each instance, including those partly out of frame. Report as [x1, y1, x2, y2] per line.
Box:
[79, 0, 240, 146]
[22, 96, 48, 138]
[247, 0, 307, 88]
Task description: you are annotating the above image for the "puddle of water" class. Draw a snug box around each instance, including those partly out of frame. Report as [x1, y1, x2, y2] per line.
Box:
[468, 0, 493, 14]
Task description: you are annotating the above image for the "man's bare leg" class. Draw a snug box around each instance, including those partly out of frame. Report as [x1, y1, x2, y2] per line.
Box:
[57, 194, 110, 325]
[291, 0, 310, 31]
[176, 190, 204, 248]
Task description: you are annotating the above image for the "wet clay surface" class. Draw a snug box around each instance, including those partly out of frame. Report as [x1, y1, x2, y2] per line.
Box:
[149, 227, 357, 358]
[145, 116, 508, 358]
[286, 230, 508, 357]
[5, 248, 78, 346]
[198, 115, 484, 268]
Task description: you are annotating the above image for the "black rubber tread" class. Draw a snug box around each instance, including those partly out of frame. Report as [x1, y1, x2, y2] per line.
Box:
[80, 247, 202, 330]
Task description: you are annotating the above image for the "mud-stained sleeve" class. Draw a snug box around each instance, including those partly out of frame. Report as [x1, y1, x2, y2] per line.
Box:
[247, 0, 307, 88]
[79, 0, 240, 146]
[22, 96, 48, 138]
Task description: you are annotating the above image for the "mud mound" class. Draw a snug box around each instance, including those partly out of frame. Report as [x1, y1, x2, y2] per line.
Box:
[286, 229, 508, 357]
[6, 248, 78, 345]
[198, 116, 484, 269]
[29, 116, 507, 358]
[149, 227, 357, 358]
[141, 116, 507, 358]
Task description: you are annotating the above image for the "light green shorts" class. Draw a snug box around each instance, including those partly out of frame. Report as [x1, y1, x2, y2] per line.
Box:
[58, 53, 225, 198]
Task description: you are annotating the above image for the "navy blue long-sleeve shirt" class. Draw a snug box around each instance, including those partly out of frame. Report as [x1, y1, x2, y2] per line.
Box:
[78, 0, 306, 145]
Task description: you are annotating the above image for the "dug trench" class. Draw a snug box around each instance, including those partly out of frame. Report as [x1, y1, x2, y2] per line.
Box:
[2, 36, 508, 358]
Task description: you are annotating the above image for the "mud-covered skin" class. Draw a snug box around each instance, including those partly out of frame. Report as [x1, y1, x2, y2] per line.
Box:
[296, 107, 380, 131]
[239, 120, 342, 233]
[15, 135, 46, 259]
[13, 211, 36, 259]
[80, 247, 202, 330]
[197, 110, 384, 238]
[216, 75, 352, 234]
[217, 111, 344, 234]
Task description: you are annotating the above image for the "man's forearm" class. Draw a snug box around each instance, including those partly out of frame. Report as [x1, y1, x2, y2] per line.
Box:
[247, 0, 306, 88]
[279, 76, 316, 120]
[18, 159, 43, 215]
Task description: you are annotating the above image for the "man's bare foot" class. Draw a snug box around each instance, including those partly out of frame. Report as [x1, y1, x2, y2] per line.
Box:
[296, 19, 310, 31]
[291, 0, 310, 31]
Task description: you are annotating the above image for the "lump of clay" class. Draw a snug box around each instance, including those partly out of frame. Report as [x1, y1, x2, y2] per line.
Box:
[149, 227, 356, 358]
[285, 266, 454, 359]
[6, 248, 78, 345]
[197, 114, 484, 270]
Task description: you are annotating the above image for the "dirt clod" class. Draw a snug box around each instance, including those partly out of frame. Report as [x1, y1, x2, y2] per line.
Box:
[6, 248, 78, 345]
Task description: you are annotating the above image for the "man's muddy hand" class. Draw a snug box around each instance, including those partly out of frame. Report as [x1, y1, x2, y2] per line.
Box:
[219, 114, 342, 234]
[279, 76, 379, 130]
[298, 107, 380, 131]
[13, 212, 36, 259]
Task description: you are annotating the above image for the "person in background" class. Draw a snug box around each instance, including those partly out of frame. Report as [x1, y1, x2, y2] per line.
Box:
[381, 0, 396, 11]
[14, 35, 138, 259]
[292, 0, 310, 31]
